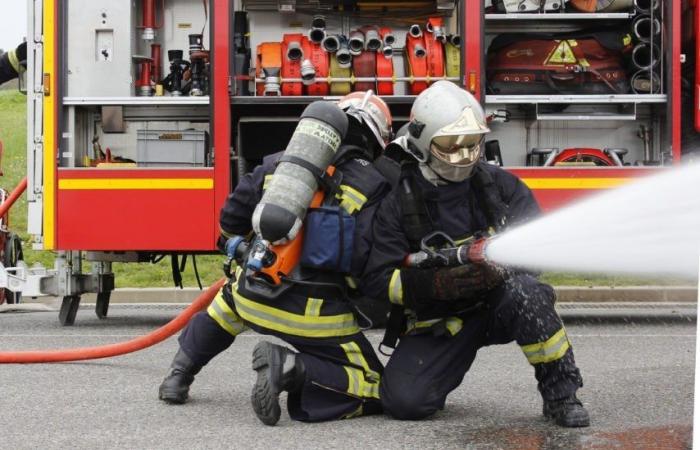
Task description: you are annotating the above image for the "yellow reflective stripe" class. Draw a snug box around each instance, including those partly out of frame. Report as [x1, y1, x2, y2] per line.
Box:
[232, 284, 360, 338]
[445, 317, 463, 336]
[388, 269, 403, 306]
[343, 404, 364, 419]
[58, 178, 214, 190]
[345, 276, 358, 290]
[305, 298, 324, 317]
[342, 342, 380, 383]
[43, 0, 57, 249]
[337, 185, 367, 214]
[207, 292, 248, 337]
[263, 175, 273, 190]
[414, 318, 441, 329]
[521, 178, 631, 190]
[220, 228, 236, 239]
[343, 366, 379, 399]
[521, 328, 571, 365]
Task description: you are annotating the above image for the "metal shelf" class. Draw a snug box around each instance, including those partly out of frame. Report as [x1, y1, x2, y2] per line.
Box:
[484, 12, 635, 20]
[485, 94, 667, 104]
[230, 95, 417, 105]
[63, 97, 210, 106]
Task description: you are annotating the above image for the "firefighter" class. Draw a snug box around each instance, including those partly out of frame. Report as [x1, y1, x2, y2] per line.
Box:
[361, 81, 590, 428]
[158, 91, 392, 426]
[0, 42, 26, 85]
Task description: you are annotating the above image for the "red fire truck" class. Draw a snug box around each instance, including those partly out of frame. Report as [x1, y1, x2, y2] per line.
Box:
[8, 0, 684, 324]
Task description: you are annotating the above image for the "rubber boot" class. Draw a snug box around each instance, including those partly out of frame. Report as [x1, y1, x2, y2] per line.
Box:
[543, 395, 590, 428]
[158, 348, 203, 404]
[251, 341, 306, 426]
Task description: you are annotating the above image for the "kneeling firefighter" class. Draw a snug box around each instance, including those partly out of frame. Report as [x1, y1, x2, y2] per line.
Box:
[159, 92, 393, 426]
[361, 81, 590, 427]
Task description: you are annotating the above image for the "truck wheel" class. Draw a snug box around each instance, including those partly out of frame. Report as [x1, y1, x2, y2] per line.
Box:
[3, 233, 22, 304]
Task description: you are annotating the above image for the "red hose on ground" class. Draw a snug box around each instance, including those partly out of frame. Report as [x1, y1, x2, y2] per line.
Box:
[0, 278, 225, 363]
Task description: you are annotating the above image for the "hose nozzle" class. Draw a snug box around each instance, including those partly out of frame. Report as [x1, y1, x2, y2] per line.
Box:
[467, 238, 489, 265]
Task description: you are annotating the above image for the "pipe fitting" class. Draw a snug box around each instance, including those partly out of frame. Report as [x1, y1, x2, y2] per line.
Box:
[301, 59, 316, 85]
[348, 31, 365, 56]
[382, 46, 394, 58]
[309, 27, 326, 44]
[336, 35, 352, 68]
[426, 20, 446, 43]
[632, 15, 661, 43]
[413, 43, 426, 58]
[631, 42, 661, 70]
[409, 24, 423, 39]
[364, 28, 382, 51]
[383, 32, 396, 47]
[634, 0, 659, 13]
[286, 40, 303, 61]
[322, 34, 340, 53]
[311, 15, 326, 29]
[631, 70, 661, 94]
[448, 34, 462, 48]
[264, 76, 281, 96]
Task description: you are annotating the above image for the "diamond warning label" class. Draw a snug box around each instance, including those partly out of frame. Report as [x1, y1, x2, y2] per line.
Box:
[545, 40, 578, 65]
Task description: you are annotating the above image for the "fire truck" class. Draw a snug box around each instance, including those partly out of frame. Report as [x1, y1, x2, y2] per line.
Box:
[6, 0, 683, 324]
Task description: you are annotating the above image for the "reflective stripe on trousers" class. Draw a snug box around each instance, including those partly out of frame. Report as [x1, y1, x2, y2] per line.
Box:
[521, 327, 571, 365]
[207, 291, 248, 337]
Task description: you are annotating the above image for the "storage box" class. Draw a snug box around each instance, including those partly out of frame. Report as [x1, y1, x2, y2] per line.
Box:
[136, 130, 208, 167]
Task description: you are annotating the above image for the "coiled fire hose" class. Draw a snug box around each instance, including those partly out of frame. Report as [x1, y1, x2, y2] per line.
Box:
[0, 278, 225, 363]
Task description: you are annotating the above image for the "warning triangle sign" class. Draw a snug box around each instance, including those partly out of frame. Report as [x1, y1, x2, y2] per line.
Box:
[546, 40, 577, 65]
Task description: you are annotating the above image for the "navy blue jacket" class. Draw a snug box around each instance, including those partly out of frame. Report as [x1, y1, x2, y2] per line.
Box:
[361, 162, 540, 315]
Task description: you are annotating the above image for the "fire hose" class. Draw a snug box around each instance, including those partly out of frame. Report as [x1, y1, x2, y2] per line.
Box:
[0, 278, 225, 363]
[0, 176, 226, 363]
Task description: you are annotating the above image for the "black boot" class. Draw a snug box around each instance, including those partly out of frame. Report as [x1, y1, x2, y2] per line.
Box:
[543, 395, 590, 428]
[158, 348, 203, 404]
[251, 341, 306, 426]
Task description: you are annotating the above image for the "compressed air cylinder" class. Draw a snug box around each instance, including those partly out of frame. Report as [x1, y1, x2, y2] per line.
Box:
[252, 102, 349, 245]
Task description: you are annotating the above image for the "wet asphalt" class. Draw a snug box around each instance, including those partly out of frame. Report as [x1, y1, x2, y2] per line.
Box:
[0, 305, 695, 450]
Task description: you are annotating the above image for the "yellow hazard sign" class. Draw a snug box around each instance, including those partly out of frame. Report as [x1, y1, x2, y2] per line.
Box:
[545, 40, 578, 65]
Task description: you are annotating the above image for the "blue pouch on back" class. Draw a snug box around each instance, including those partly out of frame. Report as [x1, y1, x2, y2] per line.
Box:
[300, 206, 355, 273]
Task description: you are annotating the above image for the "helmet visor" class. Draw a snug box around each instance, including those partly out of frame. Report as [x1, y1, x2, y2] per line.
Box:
[430, 135, 483, 167]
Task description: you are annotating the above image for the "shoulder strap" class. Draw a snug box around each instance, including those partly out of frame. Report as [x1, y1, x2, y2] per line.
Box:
[398, 164, 434, 251]
[471, 164, 508, 232]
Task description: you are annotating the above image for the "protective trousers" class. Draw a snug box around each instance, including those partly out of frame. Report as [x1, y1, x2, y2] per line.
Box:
[178, 288, 383, 422]
[380, 273, 582, 420]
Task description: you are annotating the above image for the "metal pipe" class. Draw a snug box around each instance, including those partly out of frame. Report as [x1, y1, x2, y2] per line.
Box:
[348, 31, 365, 56]
[336, 35, 351, 68]
[300, 59, 316, 85]
[631, 42, 661, 70]
[632, 15, 661, 43]
[363, 27, 382, 51]
[286, 40, 303, 61]
[631, 69, 661, 93]
[322, 34, 340, 53]
[634, 0, 659, 14]
[408, 24, 423, 38]
[141, 0, 157, 41]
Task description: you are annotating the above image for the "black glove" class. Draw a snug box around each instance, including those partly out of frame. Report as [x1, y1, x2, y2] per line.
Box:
[402, 263, 507, 307]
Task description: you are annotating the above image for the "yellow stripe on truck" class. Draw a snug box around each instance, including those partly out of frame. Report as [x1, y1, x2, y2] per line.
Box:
[521, 178, 631, 190]
[43, 0, 57, 249]
[58, 179, 214, 190]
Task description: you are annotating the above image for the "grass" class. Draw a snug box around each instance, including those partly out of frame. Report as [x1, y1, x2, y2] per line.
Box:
[0, 90, 690, 288]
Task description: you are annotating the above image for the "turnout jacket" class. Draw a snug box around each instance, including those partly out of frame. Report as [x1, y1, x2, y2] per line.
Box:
[361, 162, 540, 322]
[218, 146, 390, 339]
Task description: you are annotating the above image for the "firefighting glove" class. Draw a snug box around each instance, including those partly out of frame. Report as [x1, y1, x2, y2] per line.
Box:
[402, 263, 507, 307]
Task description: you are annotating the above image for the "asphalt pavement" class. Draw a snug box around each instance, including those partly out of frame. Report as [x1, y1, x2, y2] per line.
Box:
[0, 305, 696, 450]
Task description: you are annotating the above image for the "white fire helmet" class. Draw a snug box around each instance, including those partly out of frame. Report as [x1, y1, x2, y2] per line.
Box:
[400, 81, 490, 182]
[337, 90, 393, 149]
